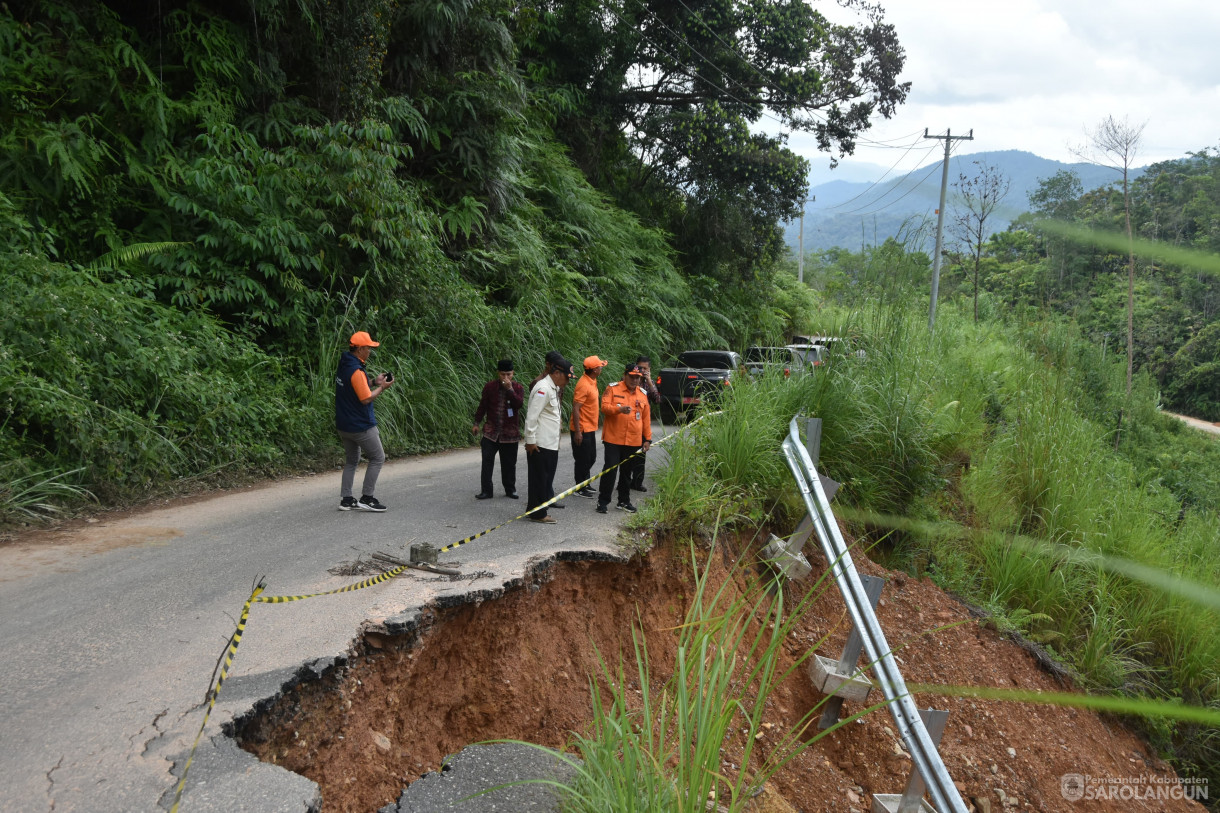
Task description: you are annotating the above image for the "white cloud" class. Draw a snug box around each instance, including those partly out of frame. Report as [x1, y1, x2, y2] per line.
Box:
[792, 0, 1220, 177]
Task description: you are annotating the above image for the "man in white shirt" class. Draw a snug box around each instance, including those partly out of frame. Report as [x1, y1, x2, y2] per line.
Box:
[524, 355, 574, 523]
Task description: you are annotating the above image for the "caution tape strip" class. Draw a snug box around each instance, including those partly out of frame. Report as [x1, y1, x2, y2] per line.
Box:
[171, 410, 715, 810]
[171, 580, 265, 812]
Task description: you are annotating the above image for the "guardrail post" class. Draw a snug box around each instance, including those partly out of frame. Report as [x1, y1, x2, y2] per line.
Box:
[805, 417, 822, 465]
[872, 708, 950, 813]
[812, 573, 885, 729]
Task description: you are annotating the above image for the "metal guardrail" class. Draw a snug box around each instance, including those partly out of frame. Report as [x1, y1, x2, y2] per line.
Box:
[781, 417, 968, 813]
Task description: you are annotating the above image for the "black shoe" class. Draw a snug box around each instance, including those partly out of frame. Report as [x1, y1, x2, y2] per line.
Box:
[575, 487, 597, 499]
[595, 503, 608, 514]
[504, 491, 519, 499]
[357, 495, 388, 512]
[339, 496, 358, 511]
[553, 502, 565, 509]
[630, 484, 647, 492]
[616, 501, 637, 513]
[475, 492, 493, 500]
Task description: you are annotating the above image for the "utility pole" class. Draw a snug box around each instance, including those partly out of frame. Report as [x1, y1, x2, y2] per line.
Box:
[924, 128, 973, 331]
[797, 195, 814, 284]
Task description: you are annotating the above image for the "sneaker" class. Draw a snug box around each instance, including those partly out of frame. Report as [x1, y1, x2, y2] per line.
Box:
[595, 504, 608, 514]
[339, 496, 358, 511]
[529, 515, 556, 524]
[616, 501, 637, 514]
[630, 484, 647, 492]
[357, 495, 388, 512]
[575, 487, 597, 499]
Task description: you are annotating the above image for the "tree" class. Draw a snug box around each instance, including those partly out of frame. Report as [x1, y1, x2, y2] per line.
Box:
[1027, 169, 1084, 293]
[515, 0, 910, 278]
[950, 160, 1010, 322]
[1074, 115, 1146, 396]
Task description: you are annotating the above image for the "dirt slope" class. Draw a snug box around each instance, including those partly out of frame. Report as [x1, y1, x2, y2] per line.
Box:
[237, 533, 1204, 813]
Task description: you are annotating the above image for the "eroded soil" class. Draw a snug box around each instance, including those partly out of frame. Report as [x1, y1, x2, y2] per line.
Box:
[237, 535, 1203, 813]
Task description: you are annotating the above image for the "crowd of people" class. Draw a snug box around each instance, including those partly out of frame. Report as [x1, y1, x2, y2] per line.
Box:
[333, 331, 660, 523]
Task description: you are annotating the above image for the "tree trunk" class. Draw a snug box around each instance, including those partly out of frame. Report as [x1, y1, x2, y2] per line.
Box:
[973, 255, 980, 322]
[1124, 169, 1135, 397]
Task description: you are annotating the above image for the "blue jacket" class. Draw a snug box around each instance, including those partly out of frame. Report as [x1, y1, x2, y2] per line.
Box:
[335, 352, 377, 432]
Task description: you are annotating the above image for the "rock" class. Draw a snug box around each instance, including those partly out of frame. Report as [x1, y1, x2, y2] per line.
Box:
[1006, 747, 1016, 757]
[989, 763, 998, 775]
[847, 790, 860, 804]
[995, 788, 1006, 802]
[742, 783, 799, 813]
[972, 797, 992, 813]
[372, 731, 392, 753]
[963, 724, 973, 737]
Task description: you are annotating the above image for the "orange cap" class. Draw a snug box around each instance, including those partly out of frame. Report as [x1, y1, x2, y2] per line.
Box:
[349, 331, 380, 347]
[583, 355, 609, 369]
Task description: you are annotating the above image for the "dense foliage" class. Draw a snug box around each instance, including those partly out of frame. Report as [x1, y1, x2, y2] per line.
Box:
[932, 153, 1220, 419]
[780, 244, 1220, 786]
[1, 0, 893, 517]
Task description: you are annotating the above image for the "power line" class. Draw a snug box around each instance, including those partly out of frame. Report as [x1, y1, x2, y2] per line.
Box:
[819, 136, 935, 212]
[831, 146, 945, 216]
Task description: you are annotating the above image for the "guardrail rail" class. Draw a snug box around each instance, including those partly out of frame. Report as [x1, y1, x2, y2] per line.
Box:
[781, 416, 968, 813]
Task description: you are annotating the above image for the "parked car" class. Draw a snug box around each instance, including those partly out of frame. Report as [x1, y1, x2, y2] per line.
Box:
[787, 343, 828, 368]
[744, 346, 806, 377]
[656, 350, 742, 422]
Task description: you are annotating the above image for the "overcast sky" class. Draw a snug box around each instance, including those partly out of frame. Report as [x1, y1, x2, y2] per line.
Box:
[786, 0, 1220, 184]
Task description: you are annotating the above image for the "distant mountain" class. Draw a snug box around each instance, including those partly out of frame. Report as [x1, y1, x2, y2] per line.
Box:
[784, 149, 1144, 254]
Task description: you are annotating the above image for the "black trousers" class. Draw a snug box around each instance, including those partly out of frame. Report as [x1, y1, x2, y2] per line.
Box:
[480, 437, 518, 495]
[570, 432, 598, 487]
[629, 447, 647, 488]
[526, 447, 559, 519]
[598, 442, 642, 507]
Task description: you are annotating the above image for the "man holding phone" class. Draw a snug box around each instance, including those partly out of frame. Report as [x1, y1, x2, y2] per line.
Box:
[335, 331, 393, 512]
[472, 359, 525, 499]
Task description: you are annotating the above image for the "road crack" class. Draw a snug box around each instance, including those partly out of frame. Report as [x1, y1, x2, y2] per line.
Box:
[45, 755, 63, 811]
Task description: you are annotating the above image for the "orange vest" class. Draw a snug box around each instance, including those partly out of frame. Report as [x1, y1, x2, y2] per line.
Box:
[601, 381, 651, 446]
[570, 374, 600, 432]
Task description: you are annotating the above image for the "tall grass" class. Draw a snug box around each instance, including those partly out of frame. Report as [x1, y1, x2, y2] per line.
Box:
[801, 295, 1220, 787]
[556, 533, 842, 813]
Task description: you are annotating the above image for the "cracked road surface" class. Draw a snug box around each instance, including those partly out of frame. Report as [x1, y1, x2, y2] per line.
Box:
[0, 431, 662, 812]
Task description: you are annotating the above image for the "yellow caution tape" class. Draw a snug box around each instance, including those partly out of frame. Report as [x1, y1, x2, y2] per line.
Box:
[172, 411, 715, 809]
[170, 579, 265, 813]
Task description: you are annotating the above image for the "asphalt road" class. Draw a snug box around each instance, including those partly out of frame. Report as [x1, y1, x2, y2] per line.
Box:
[0, 427, 668, 813]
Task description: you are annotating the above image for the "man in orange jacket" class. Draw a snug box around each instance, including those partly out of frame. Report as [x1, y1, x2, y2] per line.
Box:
[596, 363, 652, 514]
[570, 355, 608, 498]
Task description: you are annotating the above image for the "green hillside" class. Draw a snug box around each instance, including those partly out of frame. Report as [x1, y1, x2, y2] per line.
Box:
[0, 0, 903, 516]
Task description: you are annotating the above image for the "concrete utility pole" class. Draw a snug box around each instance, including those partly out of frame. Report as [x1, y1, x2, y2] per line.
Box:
[797, 195, 815, 283]
[925, 128, 973, 331]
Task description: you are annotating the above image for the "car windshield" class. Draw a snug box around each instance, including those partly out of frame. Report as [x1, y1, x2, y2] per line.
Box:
[677, 352, 736, 369]
[745, 347, 789, 364]
[790, 345, 826, 364]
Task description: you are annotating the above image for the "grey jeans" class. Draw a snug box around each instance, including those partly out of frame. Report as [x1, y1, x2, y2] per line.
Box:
[338, 426, 385, 498]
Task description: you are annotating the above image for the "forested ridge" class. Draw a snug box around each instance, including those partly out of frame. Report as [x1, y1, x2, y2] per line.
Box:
[948, 156, 1220, 420]
[0, 0, 905, 510]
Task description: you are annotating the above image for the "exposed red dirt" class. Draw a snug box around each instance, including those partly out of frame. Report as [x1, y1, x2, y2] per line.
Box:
[238, 532, 1204, 813]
